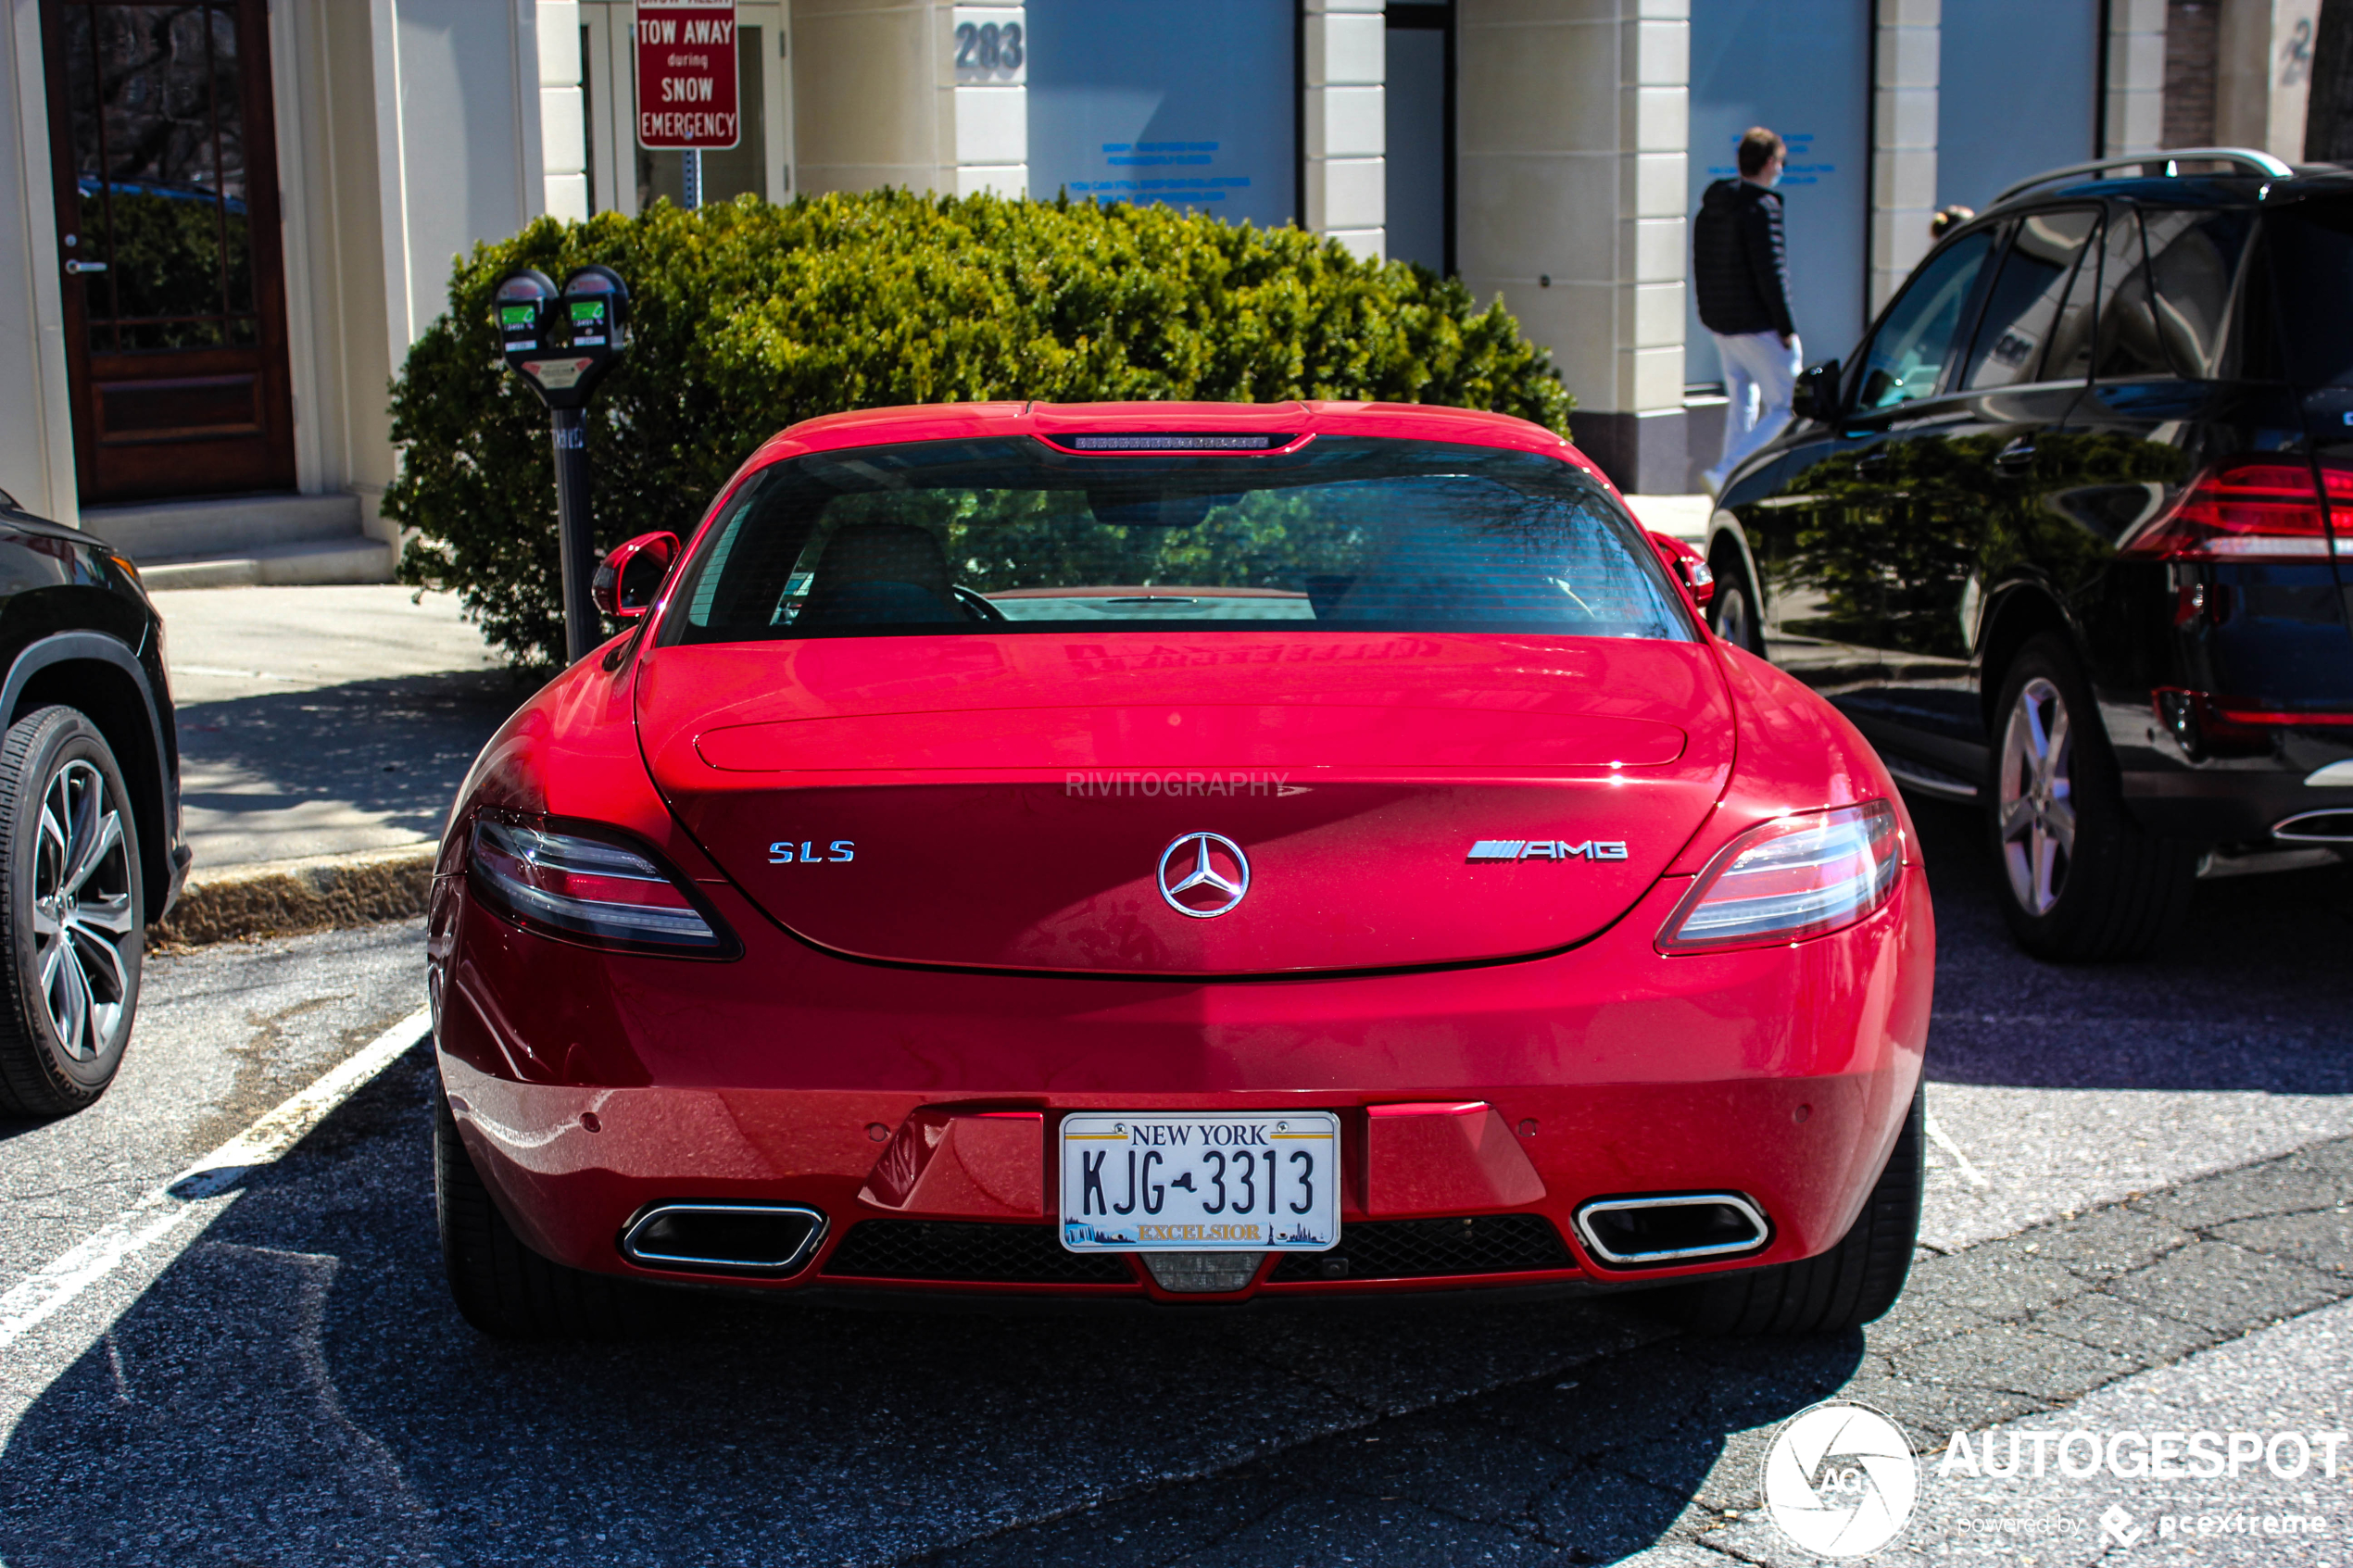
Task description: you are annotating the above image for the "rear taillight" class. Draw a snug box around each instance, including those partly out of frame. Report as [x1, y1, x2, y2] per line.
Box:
[1656, 800, 1902, 953]
[2120, 460, 2348, 561]
[468, 815, 737, 957]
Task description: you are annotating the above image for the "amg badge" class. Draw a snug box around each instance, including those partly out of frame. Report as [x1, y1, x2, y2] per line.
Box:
[1466, 839, 1629, 862]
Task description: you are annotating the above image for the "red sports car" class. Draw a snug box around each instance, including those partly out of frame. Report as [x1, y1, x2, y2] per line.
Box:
[427, 400, 1932, 1337]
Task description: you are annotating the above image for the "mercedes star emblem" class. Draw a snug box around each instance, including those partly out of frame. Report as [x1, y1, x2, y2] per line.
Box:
[1157, 832, 1251, 919]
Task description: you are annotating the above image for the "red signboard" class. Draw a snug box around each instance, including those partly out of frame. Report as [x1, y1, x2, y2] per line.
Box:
[635, 0, 738, 151]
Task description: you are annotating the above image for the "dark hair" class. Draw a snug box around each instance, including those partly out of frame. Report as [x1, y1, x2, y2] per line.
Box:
[1737, 128, 1785, 178]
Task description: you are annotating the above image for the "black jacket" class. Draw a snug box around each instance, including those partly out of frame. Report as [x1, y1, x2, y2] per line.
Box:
[1692, 179, 1795, 339]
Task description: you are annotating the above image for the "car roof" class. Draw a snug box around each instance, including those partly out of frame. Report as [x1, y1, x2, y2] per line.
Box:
[747, 399, 1603, 484]
[1982, 164, 2353, 217]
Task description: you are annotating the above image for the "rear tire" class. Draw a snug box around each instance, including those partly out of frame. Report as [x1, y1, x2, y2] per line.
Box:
[1662, 1083, 1924, 1336]
[434, 1077, 655, 1338]
[1706, 544, 1766, 656]
[1985, 634, 2195, 960]
[0, 707, 144, 1118]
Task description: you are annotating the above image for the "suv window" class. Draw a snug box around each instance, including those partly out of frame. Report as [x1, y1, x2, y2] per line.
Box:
[1855, 230, 1997, 411]
[1961, 209, 2099, 389]
[2262, 197, 2353, 383]
[2093, 212, 2170, 379]
[2142, 208, 2256, 379]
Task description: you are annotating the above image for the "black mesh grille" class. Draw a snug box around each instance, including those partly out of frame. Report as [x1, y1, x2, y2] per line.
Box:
[822, 1221, 1134, 1284]
[1268, 1215, 1572, 1283]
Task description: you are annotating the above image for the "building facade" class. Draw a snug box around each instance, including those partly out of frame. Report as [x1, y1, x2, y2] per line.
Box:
[0, 0, 2326, 573]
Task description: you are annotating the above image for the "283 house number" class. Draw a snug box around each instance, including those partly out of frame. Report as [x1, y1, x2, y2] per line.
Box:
[953, 20, 1024, 76]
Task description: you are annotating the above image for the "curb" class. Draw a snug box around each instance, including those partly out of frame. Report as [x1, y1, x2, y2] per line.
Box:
[148, 843, 438, 948]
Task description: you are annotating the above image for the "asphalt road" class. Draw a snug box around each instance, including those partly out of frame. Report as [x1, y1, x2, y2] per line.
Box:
[0, 800, 2347, 1566]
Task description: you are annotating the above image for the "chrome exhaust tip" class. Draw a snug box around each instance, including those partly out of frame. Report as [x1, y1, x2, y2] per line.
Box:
[618, 1202, 827, 1276]
[2273, 809, 2353, 845]
[1572, 1193, 1770, 1268]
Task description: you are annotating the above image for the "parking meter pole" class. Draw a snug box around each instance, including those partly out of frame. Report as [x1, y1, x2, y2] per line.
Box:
[550, 408, 599, 664]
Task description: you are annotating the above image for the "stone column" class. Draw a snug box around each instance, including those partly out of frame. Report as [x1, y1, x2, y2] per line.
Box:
[2106, 0, 2169, 156]
[1304, 0, 1386, 261]
[793, 0, 1026, 198]
[1871, 0, 1937, 314]
[538, 1, 589, 221]
[1458, 0, 1688, 494]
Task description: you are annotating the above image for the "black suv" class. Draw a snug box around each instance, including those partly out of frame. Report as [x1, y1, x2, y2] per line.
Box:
[0, 489, 185, 1115]
[1710, 149, 2353, 960]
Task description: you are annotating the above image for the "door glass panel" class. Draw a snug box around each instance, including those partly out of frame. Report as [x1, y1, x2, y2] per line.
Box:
[1856, 231, 1997, 410]
[637, 28, 763, 209]
[2093, 212, 2170, 379]
[64, 4, 251, 352]
[2144, 207, 2256, 379]
[1961, 209, 2097, 389]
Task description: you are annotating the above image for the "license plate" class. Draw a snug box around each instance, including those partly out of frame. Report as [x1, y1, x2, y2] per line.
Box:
[1060, 1111, 1340, 1251]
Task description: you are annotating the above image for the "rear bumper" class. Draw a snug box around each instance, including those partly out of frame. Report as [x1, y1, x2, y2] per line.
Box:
[2120, 764, 2353, 842]
[434, 867, 1933, 1303]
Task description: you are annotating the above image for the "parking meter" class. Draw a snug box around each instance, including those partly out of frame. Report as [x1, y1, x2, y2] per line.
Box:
[494, 265, 632, 662]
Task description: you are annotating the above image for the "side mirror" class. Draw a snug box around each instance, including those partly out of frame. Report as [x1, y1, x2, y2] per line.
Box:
[1792, 358, 1843, 423]
[591, 531, 680, 620]
[1645, 531, 1716, 610]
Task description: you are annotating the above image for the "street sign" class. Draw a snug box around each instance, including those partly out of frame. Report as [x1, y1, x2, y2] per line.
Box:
[635, 0, 739, 151]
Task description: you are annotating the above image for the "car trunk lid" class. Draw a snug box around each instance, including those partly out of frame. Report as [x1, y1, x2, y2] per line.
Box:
[636, 633, 1733, 975]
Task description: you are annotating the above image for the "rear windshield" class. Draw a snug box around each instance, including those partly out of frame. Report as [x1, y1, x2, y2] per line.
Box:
[662, 436, 1695, 644]
[2262, 197, 2353, 384]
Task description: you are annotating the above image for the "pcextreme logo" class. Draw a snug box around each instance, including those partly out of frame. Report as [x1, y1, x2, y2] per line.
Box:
[1761, 1400, 1920, 1558]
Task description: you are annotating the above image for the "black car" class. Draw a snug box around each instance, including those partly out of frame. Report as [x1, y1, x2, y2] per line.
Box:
[1708, 148, 2353, 960]
[0, 489, 185, 1115]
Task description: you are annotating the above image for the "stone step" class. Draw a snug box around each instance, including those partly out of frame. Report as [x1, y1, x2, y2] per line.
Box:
[82, 491, 365, 561]
[137, 535, 396, 590]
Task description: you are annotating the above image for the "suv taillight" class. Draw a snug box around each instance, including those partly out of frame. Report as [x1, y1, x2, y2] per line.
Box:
[2120, 459, 2348, 562]
[1656, 801, 1902, 953]
[468, 814, 738, 957]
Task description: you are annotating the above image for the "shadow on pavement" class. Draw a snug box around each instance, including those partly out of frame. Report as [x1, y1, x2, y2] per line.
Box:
[0, 1048, 1857, 1567]
[1908, 795, 2353, 1095]
[175, 671, 532, 853]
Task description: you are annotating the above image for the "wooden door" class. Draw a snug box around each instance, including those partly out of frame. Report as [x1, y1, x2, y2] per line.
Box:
[43, 0, 296, 504]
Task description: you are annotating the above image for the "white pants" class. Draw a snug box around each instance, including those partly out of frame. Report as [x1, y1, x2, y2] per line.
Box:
[1709, 330, 1802, 486]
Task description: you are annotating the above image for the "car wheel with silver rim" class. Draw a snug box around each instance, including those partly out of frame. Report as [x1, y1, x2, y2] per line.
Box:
[1705, 545, 1764, 655]
[0, 706, 144, 1116]
[1996, 674, 2074, 916]
[1983, 635, 2195, 961]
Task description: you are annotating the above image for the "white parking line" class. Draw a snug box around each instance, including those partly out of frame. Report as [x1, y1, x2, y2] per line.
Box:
[1925, 1110, 1994, 1189]
[0, 1006, 431, 1353]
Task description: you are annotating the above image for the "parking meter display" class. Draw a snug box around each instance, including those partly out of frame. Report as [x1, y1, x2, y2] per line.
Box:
[1060, 1112, 1340, 1252]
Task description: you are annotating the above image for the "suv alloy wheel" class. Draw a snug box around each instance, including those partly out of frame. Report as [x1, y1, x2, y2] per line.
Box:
[1985, 636, 2196, 960]
[0, 707, 144, 1115]
[1705, 545, 1765, 655]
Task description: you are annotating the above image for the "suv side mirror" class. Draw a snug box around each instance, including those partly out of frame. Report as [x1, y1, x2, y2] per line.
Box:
[1792, 358, 1843, 423]
[591, 531, 680, 620]
[1645, 531, 1716, 610]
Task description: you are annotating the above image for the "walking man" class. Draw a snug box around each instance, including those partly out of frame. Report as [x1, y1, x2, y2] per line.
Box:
[1694, 127, 1800, 495]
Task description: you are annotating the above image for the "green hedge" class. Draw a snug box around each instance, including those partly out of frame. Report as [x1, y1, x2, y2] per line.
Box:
[386, 189, 1575, 667]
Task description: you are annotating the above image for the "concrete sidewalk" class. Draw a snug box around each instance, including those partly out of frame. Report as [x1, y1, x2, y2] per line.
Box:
[1622, 493, 1710, 540]
[150, 584, 528, 941]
